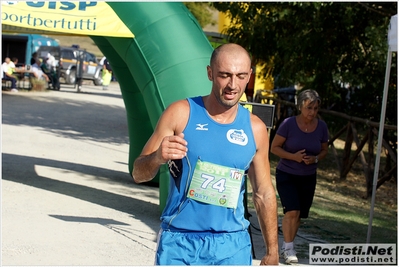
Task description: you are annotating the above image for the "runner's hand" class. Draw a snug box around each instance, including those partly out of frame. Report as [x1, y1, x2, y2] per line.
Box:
[157, 133, 187, 164]
[260, 253, 279, 265]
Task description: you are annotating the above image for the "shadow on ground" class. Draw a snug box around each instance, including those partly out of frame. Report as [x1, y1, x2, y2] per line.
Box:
[2, 153, 160, 229]
[2, 91, 129, 145]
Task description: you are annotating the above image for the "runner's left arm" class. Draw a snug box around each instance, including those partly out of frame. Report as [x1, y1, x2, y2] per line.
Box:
[248, 114, 279, 265]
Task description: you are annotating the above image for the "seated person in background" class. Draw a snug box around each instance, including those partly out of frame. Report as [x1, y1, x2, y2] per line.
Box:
[46, 53, 57, 70]
[11, 57, 23, 80]
[31, 59, 49, 91]
[11, 57, 18, 67]
[31, 59, 49, 82]
[30, 52, 38, 65]
[41, 55, 59, 88]
[2, 57, 18, 91]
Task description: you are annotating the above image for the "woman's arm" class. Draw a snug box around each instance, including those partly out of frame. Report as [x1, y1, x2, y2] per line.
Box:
[271, 134, 305, 163]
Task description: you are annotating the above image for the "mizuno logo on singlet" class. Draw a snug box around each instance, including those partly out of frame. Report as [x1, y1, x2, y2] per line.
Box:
[196, 123, 208, 131]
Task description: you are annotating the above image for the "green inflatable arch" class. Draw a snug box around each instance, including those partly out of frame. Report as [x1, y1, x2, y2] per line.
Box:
[2, 1, 213, 210]
[91, 2, 213, 210]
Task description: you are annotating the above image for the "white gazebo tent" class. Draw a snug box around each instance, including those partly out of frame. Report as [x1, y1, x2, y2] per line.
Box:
[367, 14, 397, 243]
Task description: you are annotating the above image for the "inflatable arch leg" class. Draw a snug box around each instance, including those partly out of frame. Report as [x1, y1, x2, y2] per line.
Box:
[91, 2, 213, 211]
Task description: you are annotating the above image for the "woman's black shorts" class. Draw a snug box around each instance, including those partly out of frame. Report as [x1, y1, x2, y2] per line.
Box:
[275, 168, 317, 218]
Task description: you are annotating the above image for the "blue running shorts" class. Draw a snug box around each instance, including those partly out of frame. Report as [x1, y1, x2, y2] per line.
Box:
[155, 229, 252, 265]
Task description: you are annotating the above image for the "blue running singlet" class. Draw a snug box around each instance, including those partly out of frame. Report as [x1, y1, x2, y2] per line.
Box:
[160, 96, 256, 232]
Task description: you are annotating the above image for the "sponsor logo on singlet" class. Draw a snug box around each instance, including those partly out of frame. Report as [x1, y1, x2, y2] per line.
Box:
[226, 129, 248, 146]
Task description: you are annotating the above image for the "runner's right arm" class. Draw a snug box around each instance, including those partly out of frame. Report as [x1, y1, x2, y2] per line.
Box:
[132, 100, 189, 183]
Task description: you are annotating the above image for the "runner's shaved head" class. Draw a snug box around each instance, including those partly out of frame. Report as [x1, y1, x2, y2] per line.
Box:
[210, 43, 251, 67]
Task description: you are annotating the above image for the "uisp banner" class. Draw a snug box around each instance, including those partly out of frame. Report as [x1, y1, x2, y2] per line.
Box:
[1, 1, 134, 38]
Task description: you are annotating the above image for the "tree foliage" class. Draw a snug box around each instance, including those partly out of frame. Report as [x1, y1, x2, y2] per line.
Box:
[212, 2, 397, 127]
[184, 2, 216, 29]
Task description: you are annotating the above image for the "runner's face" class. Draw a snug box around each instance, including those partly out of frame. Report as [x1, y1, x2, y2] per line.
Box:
[207, 52, 252, 108]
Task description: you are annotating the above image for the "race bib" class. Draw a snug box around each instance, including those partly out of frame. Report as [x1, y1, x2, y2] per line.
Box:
[187, 159, 244, 209]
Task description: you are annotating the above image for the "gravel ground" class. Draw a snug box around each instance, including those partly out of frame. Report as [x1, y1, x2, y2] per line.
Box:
[2, 82, 314, 266]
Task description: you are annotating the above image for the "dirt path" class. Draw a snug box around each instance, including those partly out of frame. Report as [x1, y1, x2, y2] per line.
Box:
[2, 82, 322, 265]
